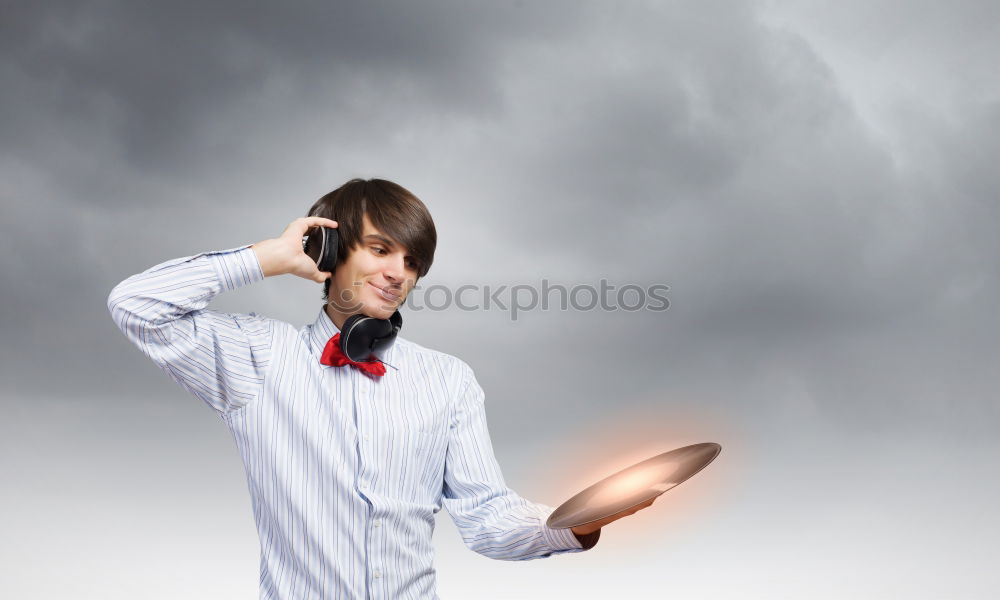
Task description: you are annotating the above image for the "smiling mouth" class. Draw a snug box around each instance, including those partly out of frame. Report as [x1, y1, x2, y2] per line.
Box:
[368, 282, 400, 302]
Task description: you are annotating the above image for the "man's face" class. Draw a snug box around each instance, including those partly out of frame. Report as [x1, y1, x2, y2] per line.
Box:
[327, 214, 419, 320]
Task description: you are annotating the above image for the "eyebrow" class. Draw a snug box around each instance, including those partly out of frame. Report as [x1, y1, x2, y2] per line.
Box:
[363, 233, 398, 248]
[364, 234, 414, 260]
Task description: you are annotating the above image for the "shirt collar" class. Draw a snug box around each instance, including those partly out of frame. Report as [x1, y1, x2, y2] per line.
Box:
[309, 306, 340, 359]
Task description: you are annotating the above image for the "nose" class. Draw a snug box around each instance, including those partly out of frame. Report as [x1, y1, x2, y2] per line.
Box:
[383, 254, 406, 283]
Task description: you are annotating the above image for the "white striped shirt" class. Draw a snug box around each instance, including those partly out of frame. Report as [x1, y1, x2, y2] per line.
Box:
[107, 245, 597, 599]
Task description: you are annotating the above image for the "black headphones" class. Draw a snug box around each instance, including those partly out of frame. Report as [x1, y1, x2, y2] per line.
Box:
[303, 225, 402, 363]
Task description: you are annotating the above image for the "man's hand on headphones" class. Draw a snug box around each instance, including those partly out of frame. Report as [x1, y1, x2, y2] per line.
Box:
[252, 217, 339, 281]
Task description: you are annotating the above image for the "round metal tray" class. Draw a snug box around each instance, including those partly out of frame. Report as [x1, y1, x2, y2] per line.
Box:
[546, 442, 722, 529]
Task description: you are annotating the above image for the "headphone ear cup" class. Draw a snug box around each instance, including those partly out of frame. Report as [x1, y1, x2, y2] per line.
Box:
[318, 227, 339, 273]
[340, 314, 372, 362]
[339, 311, 402, 363]
[304, 226, 339, 273]
[368, 311, 402, 361]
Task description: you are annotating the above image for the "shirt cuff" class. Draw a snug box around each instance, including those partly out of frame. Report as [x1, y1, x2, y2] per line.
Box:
[541, 524, 601, 552]
[206, 245, 265, 292]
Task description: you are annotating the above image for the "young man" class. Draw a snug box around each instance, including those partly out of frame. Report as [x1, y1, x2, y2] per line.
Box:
[108, 178, 647, 599]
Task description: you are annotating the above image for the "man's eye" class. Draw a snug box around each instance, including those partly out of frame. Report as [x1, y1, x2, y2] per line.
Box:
[372, 247, 387, 255]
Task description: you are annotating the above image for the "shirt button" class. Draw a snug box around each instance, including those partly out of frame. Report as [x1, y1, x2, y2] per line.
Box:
[363, 434, 370, 441]
[374, 520, 381, 527]
[373, 570, 382, 578]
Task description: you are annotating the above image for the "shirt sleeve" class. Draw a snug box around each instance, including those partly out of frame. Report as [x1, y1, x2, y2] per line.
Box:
[106, 245, 274, 414]
[441, 362, 600, 560]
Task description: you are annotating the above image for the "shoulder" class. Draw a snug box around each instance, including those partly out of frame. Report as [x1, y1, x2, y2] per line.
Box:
[394, 336, 475, 384]
[224, 311, 292, 339]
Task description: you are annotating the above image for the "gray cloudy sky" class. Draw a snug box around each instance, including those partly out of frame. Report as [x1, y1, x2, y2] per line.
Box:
[2, 1, 998, 597]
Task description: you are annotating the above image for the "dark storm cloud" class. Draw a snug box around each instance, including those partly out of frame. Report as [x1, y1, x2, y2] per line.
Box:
[1, 0, 587, 199]
[2, 0, 997, 432]
[409, 1, 1000, 439]
[0, 0, 586, 396]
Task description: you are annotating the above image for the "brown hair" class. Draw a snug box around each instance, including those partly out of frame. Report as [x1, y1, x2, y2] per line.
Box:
[307, 178, 437, 301]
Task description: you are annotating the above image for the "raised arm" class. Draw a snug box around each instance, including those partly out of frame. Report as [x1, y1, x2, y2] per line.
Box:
[106, 217, 337, 413]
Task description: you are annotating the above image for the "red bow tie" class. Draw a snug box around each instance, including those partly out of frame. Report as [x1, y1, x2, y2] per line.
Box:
[320, 333, 387, 377]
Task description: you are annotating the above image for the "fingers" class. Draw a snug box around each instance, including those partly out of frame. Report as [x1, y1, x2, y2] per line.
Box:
[614, 498, 656, 519]
[300, 216, 338, 233]
[633, 498, 655, 511]
[586, 497, 659, 531]
[287, 216, 339, 238]
[304, 216, 338, 228]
